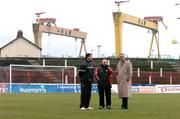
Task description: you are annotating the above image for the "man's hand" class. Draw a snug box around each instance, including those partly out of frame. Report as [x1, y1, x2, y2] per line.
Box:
[127, 77, 131, 81]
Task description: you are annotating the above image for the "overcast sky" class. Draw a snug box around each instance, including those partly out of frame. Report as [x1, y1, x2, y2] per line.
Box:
[0, 0, 180, 58]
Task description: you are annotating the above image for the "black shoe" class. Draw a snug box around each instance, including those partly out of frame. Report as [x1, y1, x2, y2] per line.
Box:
[121, 107, 128, 109]
[99, 106, 104, 109]
[121, 105, 128, 109]
[106, 106, 111, 109]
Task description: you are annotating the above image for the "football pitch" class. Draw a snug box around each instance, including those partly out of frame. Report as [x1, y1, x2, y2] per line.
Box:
[0, 93, 180, 119]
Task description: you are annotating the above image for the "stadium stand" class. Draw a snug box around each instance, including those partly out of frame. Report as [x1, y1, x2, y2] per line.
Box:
[0, 57, 179, 84]
[0, 58, 31, 66]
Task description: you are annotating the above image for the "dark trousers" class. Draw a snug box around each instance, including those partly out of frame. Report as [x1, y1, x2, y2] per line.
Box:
[80, 83, 92, 108]
[98, 85, 111, 107]
[121, 97, 128, 109]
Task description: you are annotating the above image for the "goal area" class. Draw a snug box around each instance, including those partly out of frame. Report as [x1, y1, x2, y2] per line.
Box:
[9, 64, 77, 93]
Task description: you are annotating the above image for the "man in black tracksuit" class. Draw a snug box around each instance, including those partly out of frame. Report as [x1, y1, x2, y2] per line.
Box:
[95, 59, 113, 109]
[78, 53, 94, 110]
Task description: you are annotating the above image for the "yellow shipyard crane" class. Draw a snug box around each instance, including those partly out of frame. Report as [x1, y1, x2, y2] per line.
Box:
[113, 1, 167, 59]
[33, 12, 87, 57]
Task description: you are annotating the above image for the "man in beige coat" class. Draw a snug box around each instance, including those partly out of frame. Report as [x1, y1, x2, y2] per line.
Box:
[116, 53, 133, 109]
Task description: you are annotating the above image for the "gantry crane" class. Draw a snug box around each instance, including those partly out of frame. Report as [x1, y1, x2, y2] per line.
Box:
[113, 1, 167, 59]
[32, 12, 87, 57]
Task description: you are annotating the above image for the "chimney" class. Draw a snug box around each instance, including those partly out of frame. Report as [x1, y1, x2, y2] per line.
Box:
[17, 30, 23, 38]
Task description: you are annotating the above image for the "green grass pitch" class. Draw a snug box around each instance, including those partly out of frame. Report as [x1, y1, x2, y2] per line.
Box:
[0, 93, 180, 119]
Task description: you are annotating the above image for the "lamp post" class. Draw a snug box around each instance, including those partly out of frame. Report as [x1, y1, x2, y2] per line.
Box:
[97, 45, 102, 58]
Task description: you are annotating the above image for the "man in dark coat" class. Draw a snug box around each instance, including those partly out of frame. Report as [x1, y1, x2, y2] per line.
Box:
[78, 53, 94, 110]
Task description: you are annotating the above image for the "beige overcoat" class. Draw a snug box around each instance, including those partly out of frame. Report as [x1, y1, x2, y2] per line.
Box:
[116, 60, 133, 98]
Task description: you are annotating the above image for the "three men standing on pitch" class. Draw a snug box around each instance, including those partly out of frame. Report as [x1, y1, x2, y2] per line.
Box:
[116, 53, 133, 109]
[95, 59, 113, 109]
[78, 53, 94, 110]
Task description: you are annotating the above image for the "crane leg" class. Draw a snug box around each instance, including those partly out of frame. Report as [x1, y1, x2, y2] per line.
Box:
[79, 39, 86, 57]
[148, 33, 155, 59]
[154, 34, 160, 59]
[33, 24, 42, 48]
[148, 34, 154, 59]
[83, 41, 87, 54]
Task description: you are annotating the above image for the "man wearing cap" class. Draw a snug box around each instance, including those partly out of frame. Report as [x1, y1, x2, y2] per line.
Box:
[116, 53, 133, 109]
[78, 53, 94, 110]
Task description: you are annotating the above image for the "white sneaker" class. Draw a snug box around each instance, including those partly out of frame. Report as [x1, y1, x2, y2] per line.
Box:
[87, 107, 93, 110]
[80, 107, 87, 110]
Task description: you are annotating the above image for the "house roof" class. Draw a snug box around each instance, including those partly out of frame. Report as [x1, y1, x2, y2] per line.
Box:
[0, 36, 42, 50]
